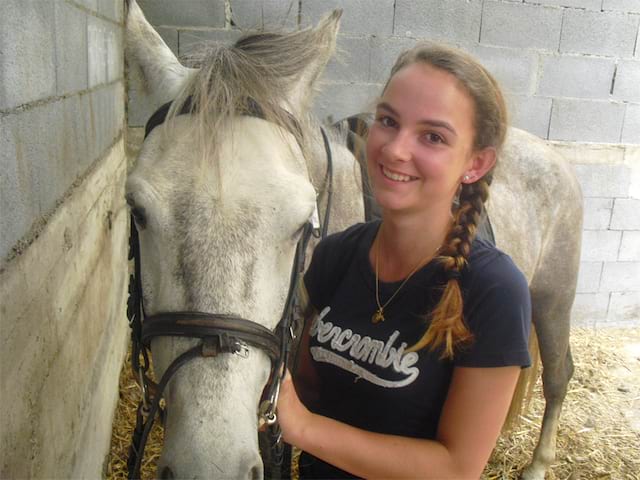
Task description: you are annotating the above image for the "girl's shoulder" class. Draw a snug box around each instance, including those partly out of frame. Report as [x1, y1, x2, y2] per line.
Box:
[466, 238, 528, 292]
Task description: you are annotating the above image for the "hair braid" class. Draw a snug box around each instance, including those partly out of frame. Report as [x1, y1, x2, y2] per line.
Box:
[407, 178, 491, 359]
[382, 43, 507, 359]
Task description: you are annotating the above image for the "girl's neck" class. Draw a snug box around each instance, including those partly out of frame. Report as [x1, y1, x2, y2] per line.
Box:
[373, 207, 452, 282]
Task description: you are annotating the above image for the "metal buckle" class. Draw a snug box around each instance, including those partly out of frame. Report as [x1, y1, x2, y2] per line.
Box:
[138, 367, 149, 411]
[259, 399, 278, 426]
[310, 203, 321, 237]
[233, 340, 250, 358]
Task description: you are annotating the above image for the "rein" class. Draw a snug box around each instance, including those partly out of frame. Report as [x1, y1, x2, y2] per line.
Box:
[126, 96, 333, 479]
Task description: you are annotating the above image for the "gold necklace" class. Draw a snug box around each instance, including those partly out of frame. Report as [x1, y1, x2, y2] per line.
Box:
[372, 236, 441, 324]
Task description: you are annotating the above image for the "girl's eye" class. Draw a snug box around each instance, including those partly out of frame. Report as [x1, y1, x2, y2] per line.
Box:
[424, 132, 444, 144]
[378, 116, 397, 128]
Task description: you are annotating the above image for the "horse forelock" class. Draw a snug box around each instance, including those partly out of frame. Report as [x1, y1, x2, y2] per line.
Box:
[162, 24, 332, 174]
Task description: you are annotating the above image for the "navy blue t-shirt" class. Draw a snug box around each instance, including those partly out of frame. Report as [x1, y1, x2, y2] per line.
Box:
[297, 221, 531, 479]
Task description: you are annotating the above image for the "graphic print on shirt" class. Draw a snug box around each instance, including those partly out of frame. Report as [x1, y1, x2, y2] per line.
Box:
[309, 307, 420, 388]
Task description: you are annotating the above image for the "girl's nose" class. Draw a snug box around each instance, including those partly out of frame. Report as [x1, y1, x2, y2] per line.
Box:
[382, 130, 412, 162]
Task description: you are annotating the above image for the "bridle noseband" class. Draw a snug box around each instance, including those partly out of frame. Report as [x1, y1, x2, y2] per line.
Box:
[126, 97, 333, 479]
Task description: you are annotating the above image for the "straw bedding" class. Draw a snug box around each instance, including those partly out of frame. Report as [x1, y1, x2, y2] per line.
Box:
[105, 327, 640, 479]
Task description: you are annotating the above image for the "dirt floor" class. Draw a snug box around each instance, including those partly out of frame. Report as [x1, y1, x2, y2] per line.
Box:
[106, 327, 640, 479]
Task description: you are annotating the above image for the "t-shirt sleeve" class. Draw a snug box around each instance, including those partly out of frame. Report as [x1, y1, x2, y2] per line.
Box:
[454, 253, 532, 368]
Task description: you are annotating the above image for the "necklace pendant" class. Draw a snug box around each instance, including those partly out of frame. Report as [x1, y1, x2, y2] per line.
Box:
[372, 309, 385, 324]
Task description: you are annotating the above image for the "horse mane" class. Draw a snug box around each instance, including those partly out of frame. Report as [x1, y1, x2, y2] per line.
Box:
[165, 25, 331, 169]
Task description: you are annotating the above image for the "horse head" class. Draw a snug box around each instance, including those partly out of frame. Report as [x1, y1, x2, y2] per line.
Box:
[124, 2, 350, 478]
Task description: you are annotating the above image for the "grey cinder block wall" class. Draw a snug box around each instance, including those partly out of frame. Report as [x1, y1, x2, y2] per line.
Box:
[130, 0, 639, 327]
[1, 0, 128, 477]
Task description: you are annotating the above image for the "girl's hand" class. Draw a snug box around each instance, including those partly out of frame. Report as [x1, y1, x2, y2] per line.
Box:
[276, 370, 313, 446]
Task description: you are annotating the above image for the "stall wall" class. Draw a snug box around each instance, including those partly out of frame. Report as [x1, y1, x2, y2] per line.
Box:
[0, 0, 128, 477]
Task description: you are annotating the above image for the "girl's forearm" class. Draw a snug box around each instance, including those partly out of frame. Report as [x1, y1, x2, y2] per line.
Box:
[292, 412, 469, 479]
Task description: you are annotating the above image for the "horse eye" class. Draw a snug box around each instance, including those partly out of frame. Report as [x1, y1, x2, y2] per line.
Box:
[131, 206, 147, 229]
[126, 194, 148, 228]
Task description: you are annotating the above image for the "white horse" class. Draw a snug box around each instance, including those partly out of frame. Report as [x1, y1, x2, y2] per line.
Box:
[124, 1, 582, 478]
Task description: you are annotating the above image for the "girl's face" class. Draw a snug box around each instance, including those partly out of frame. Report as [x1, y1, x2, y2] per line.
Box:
[366, 63, 487, 216]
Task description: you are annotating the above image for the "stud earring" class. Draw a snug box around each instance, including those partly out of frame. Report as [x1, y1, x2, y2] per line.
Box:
[463, 174, 470, 182]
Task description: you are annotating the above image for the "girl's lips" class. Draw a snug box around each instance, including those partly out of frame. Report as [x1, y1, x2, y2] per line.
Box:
[381, 165, 418, 182]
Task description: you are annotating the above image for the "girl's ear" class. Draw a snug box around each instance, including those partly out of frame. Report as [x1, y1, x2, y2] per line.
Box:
[462, 147, 496, 183]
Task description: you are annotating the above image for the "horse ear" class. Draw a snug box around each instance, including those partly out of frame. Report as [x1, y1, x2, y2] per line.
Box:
[125, 0, 197, 108]
[287, 10, 342, 115]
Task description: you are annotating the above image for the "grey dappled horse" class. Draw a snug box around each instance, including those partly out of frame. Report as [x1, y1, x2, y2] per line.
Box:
[125, 1, 582, 478]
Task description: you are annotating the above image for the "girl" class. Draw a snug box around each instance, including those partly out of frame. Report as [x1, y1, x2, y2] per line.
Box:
[277, 43, 531, 479]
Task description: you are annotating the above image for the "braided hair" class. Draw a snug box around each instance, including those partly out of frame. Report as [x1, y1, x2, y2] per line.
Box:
[388, 44, 508, 359]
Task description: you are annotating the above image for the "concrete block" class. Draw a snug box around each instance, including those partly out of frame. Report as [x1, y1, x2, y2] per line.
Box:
[313, 82, 381, 124]
[99, 0, 123, 23]
[75, 0, 99, 12]
[230, 0, 298, 29]
[88, 83, 126, 161]
[325, 36, 371, 83]
[600, 261, 640, 292]
[0, 84, 121, 262]
[623, 146, 640, 198]
[88, 16, 123, 87]
[538, 54, 616, 99]
[155, 27, 179, 56]
[507, 95, 552, 139]
[107, 20, 124, 83]
[4, 101, 66, 227]
[573, 164, 630, 197]
[54, 2, 88, 96]
[63, 94, 93, 173]
[468, 45, 538, 95]
[611, 198, 640, 230]
[581, 230, 622, 262]
[395, 0, 482, 46]
[179, 29, 244, 56]
[302, 0, 395, 36]
[613, 60, 640, 103]
[571, 292, 609, 326]
[481, 1, 562, 51]
[583, 198, 614, 230]
[560, 9, 639, 56]
[550, 141, 626, 165]
[606, 292, 640, 325]
[622, 104, 640, 144]
[619, 231, 640, 261]
[88, 17, 107, 87]
[369, 36, 416, 83]
[577, 261, 603, 293]
[127, 87, 156, 127]
[0, 115, 40, 260]
[549, 99, 625, 143]
[602, 0, 640, 14]
[137, 0, 225, 28]
[0, 1, 56, 110]
[262, 0, 299, 29]
[525, 0, 601, 9]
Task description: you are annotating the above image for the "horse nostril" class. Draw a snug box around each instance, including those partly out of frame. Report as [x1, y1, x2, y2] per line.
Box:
[160, 466, 175, 479]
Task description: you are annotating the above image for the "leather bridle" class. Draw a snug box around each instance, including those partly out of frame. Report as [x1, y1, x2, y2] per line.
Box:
[126, 96, 333, 479]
